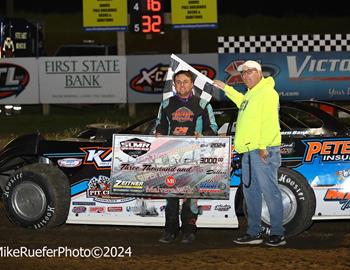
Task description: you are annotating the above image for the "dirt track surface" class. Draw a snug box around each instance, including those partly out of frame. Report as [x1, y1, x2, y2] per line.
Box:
[0, 204, 349, 270]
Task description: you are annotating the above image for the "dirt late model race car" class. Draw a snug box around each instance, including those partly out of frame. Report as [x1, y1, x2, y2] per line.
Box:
[0, 100, 350, 237]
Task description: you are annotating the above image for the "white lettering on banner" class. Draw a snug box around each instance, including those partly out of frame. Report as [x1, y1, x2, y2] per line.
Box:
[0, 67, 20, 86]
[287, 56, 350, 78]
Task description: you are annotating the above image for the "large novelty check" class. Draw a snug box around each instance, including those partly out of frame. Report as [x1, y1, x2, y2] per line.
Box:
[110, 135, 231, 199]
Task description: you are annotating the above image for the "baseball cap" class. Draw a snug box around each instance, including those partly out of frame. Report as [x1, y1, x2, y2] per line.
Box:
[237, 60, 262, 72]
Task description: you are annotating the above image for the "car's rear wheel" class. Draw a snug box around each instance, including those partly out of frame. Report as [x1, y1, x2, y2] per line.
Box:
[243, 167, 316, 237]
[3, 163, 70, 229]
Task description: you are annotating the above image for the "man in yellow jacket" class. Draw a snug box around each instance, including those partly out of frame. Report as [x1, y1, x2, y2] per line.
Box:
[214, 60, 285, 246]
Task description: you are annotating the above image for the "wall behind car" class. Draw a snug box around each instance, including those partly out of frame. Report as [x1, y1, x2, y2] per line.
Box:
[1, 47, 350, 104]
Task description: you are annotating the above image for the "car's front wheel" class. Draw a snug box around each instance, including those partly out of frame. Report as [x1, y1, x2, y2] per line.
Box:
[3, 163, 70, 229]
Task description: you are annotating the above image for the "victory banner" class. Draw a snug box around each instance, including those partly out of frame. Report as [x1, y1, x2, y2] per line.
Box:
[110, 135, 231, 199]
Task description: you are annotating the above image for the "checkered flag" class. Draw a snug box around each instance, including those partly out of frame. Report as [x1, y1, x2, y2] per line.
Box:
[163, 54, 216, 101]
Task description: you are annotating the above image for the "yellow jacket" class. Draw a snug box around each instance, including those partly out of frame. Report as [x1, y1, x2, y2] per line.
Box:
[223, 77, 281, 153]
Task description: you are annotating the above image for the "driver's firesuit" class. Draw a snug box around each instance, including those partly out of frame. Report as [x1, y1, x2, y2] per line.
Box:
[155, 93, 218, 237]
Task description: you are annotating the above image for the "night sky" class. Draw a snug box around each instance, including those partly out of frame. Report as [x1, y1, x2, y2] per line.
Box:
[1, 0, 349, 16]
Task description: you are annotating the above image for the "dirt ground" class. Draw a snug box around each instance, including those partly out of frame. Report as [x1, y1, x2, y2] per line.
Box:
[0, 203, 349, 270]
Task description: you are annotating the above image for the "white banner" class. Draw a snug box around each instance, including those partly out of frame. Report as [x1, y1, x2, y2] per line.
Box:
[39, 56, 127, 104]
[0, 57, 39, 104]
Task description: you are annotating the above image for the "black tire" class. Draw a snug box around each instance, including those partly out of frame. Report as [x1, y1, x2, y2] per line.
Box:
[3, 163, 70, 230]
[243, 167, 316, 237]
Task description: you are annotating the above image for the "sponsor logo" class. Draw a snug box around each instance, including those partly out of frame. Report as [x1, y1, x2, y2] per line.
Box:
[324, 189, 350, 200]
[303, 139, 350, 163]
[280, 142, 295, 155]
[0, 62, 30, 99]
[198, 182, 226, 192]
[107, 206, 123, 212]
[72, 206, 87, 214]
[72, 201, 96, 206]
[173, 126, 189, 135]
[33, 205, 55, 229]
[281, 130, 310, 136]
[172, 107, 194, 122]
[87, 175, 135, 204]
[89, 206, 105, 213]
[199, 205, 211, 211]
[58, 158, 82, 168]
[287, 55, 350, 81]
[324, 189, 350, 210]
[165, 175, 176, 187]
[336, 169, 350, 182]
[120, 138, 151, 158]
[81, 147, 112, 170]
[279, 173, 305, 200]
[130, 63, 216, 93]
[214, 204, 231, 211]
[111, 180, 144, 193]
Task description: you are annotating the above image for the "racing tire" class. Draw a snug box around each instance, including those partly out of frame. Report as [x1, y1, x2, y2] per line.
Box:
[3, 163, 70, 230]
[243, 167, 316, 237]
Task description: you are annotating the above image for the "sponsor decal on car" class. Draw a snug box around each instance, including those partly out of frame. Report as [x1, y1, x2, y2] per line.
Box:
[303, 139, 350, 162]
[58, 158, 82, 168]
[72, 201, 96, 206]
[72, 206, 87, 214]
[86, 175, 136, 204]
[81, 147, 112, 170]
[324, 189, 350, 210]
[336, 169, 350, 182]
[280, 142, 295, 155]
[198, 205, 211, 211]
[214, 204, 231, 211]
[89, 206, 106, 213]
[107, 206, 123, 212]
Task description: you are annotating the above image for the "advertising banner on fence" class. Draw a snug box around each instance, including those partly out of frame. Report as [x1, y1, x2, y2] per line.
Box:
[82, 0, 128, 31]
[218, 52, 350, 101]
[127, 53, 219, 103]
[39, 56, 127, 103]
[171, 0, 217, 29]
[110, 135, 231, 199]
[0, 57, 39, 104]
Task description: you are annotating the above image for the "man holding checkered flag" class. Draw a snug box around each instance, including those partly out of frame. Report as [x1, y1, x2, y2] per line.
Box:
[155, 55, 218, 244]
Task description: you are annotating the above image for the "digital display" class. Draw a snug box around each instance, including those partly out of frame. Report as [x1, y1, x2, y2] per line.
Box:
[130, 0, 164, 33]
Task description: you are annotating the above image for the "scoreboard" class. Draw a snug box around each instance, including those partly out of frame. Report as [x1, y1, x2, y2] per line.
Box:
[130, 0, 164, 33]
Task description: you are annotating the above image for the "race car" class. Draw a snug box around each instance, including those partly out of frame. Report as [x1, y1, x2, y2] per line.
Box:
[0, 100, 349, 236]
